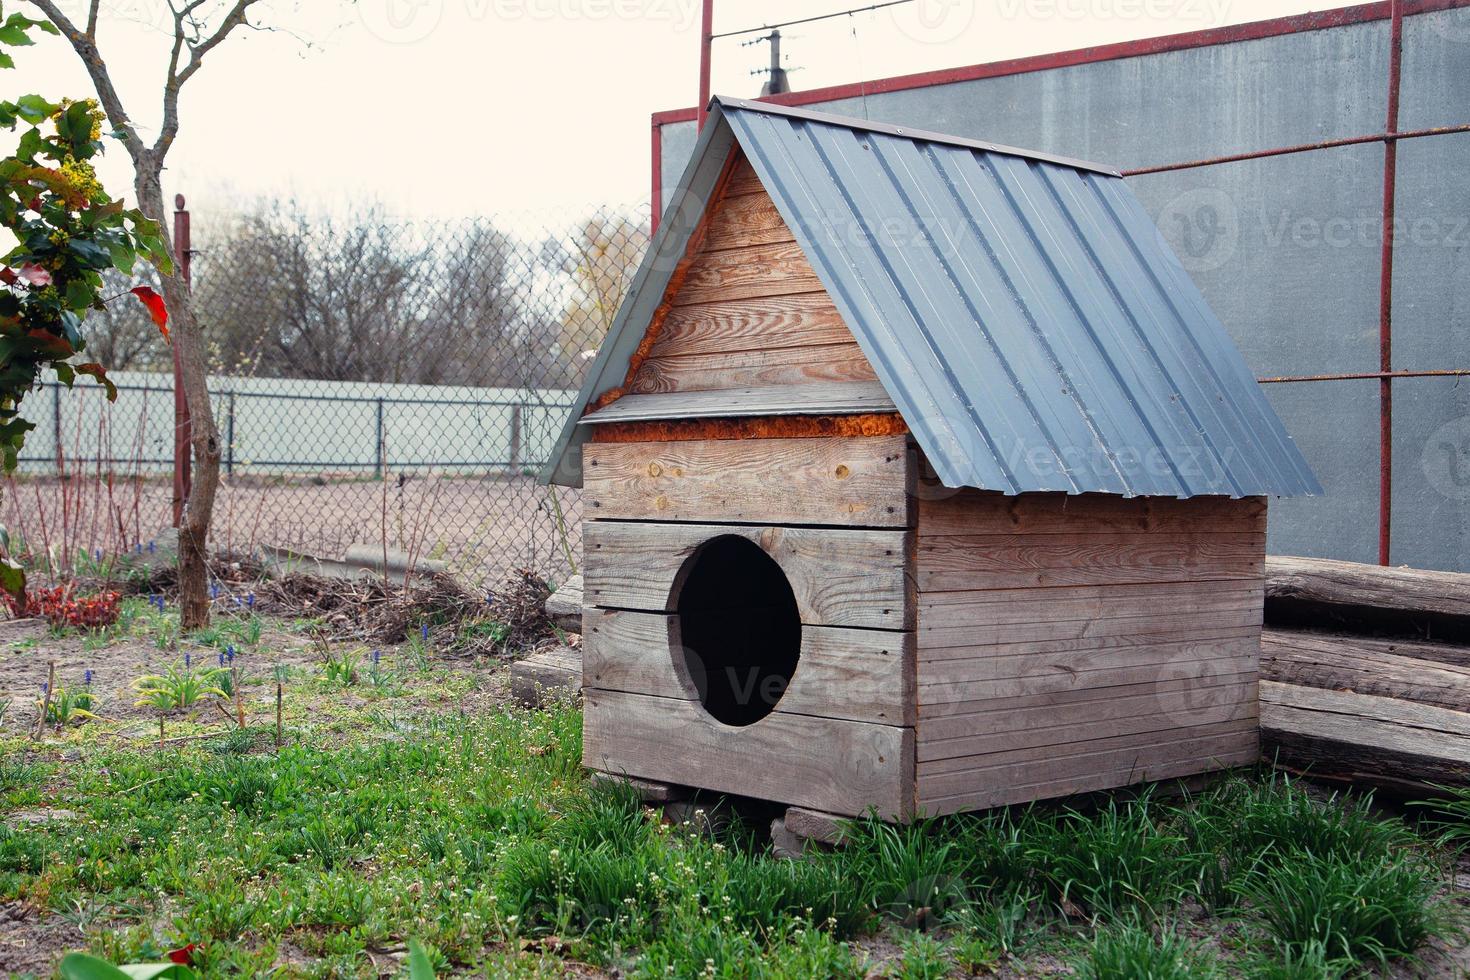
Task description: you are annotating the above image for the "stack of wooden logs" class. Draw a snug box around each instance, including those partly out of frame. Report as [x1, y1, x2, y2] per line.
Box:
[1261, 556, 1470, 794]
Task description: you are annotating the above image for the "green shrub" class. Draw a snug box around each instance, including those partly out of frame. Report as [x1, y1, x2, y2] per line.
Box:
[1075, 921, 1220, 980]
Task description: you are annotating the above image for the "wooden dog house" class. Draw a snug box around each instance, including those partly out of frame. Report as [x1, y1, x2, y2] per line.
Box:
[542, 98, 1320, 821]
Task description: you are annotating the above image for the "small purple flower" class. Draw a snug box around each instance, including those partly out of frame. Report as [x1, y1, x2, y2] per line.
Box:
[218, 652, 226, 667]
[134, 542, 143, 554]
[209, 583, 219, 599]
[147, 540, 156, 554]
[94, 549, 102, 562]
[372, 649, 380, 665]
[184, 652, 191, 669]
[420, 624, 429, 642]
[246, 593, 255, 610]
[226, 645, 235, 663]
[40, 682, 47, 694]
[83, 669, 93, 687]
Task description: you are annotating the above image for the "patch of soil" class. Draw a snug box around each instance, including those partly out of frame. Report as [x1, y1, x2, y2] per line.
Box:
[0, 901, 80, 978]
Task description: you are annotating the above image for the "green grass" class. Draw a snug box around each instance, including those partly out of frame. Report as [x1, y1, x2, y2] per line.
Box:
[2, 685, 1461, 977]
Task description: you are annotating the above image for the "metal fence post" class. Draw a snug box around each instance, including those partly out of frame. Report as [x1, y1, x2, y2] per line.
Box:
[375, 397, 386, 479]
[51, 383, 60, 470]
[225, 391, 236, 476]
[508, 404, 522, 473]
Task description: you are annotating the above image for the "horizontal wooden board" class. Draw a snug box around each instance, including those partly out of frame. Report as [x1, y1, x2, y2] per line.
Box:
[583, 434, 911, 528]
[1266, 556, 1470, 621]
[1262, 630, 1470, 713]
[919, 744, 1260, 815]
[917, 625, 1260, 663]
[920, 712, 1257, 770]
[630, 341, 877, 394]
[703, 185, 795, 250]
[917, 532, 1265, 592]
[1261, 680, 1470, 745]
[918, 580, 1264, 631]
[918, 672, 1257, 735]
[920, 629, 1260, 683]
[725, 158, 765, 197]
[918, 645, 1259, 706]
[650, 294, 855, 358]
[583, 521, 913, 630]
[919, 592, 1263, 649]
[583, 608, 914, 725]
[580, 381, 896, 424]
[918, 725, 1260, 800]
[920, 689, 1258, 762]
[674, 240, 823, 306]
[584, 688, 913, 819]
[918, 491, 1267, 537]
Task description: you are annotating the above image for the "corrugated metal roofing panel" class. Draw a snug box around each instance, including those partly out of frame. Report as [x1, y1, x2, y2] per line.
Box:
[542, 97, 1319, 498]
[721, 98, 1320, 498]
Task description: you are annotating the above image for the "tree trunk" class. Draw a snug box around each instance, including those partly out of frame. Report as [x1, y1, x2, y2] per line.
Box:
[134, 170, 219, 628]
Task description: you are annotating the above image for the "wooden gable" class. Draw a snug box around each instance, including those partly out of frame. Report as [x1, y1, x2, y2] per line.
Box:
[626, 154, 878, 396]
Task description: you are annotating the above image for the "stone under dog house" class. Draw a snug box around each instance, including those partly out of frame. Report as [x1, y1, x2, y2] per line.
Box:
[541, 98, 1320, 821]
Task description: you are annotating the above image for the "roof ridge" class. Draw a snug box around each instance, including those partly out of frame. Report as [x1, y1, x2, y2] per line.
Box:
[710, 95, 1123, 178]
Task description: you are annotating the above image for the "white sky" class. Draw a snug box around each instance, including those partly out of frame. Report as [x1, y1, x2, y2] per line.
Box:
[13, 0, 1351, 220]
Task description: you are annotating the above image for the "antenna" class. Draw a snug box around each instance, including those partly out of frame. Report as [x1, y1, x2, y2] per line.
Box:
[744, 29, 794, 96]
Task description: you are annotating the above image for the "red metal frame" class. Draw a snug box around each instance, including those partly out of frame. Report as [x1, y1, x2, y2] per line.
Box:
[660, 0, 1470, 566]
[171, 194, 192, 528]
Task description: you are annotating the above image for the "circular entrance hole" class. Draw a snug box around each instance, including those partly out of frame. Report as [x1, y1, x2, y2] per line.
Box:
[673, 535, 801, 727]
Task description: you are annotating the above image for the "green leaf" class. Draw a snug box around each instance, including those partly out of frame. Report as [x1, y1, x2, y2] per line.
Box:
[0, 51, 14, 70]
[0, 556, 22, 600]
[0, 23, 33, 47]
[51, 359, 73, 386]
[14, 93, 54, 124]
[58, 955, 195, 980]
[68, 237, 112, 270]
[407, 940, 436, 980]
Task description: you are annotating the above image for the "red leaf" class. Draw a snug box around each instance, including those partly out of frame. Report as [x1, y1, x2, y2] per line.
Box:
[130, 286, 169, 339]
[18, 264, 51, 286]
[168, 943, 198, 965]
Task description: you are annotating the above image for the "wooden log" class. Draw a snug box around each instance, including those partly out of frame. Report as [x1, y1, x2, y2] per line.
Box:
[1262, 629, 1470, 712]
[510, 645, 582, 707]
[1265, 556, 1470, 639]
[583, 434, 911, 528]
[544, 574, 583, 634]
[1260, 680, 1470, 792]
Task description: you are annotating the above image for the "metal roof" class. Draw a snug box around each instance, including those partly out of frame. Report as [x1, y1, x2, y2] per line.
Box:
[542, 97, 1321, 498]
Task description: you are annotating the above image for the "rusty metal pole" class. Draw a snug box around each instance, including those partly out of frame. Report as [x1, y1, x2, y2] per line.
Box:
[171, 194, 192, 528]
[1378, 0, 1403, 566]
[696, 0, 714, 131]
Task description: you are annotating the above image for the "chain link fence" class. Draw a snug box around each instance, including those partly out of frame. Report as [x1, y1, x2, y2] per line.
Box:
[4, 199, 652, 587]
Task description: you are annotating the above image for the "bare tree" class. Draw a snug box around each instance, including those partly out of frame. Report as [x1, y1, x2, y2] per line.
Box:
[27, 0, 266, 626]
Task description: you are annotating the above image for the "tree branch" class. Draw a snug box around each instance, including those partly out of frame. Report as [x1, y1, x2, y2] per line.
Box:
[85, 0, 99, 39]
[25, 0, 147, 166]
[155, 0, 259, 159]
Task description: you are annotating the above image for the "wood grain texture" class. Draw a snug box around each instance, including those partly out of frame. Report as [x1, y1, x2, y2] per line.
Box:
[725, 158, 765, 197]
[1266, 555, 1470, 619]
[583, 521, 913, 630]
[582, 608, 915, 725]
[1260, 680, 1470, 790]
[919, 726, 1260, 799]
[674, 239, 822, 306]
[584, 688, 914, 818]
[911, 489, 1266, 815]
[1261, 628, 1470, 669]
[917, 532, 1265, 592]
[1262, 629, 1470, 712]
[919, 739, 1260, 814]
[703, 184, 796, 250]
[582, 435, 912, 528]
[651, 294, 853, 358]
[630, 341, 877, 394]
[918, 491, 1267, 537]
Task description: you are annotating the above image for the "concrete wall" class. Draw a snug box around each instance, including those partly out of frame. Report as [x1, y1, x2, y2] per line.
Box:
[656, 5, 1470, 572]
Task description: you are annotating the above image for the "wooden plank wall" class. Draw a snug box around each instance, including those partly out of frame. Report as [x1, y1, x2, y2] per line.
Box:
[915, 491, 1267, 815]
[628, 155, 878, 395]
